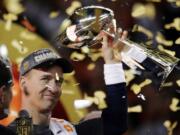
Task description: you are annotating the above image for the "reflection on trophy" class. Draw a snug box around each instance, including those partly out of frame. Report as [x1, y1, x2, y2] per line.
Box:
[56, 5, 179, 90]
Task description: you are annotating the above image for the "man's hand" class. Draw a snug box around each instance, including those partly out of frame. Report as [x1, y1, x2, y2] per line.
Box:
[100, 28, 128, 64]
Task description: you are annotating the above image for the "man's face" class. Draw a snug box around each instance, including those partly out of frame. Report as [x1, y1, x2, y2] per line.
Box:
[22, 65, 63, 113]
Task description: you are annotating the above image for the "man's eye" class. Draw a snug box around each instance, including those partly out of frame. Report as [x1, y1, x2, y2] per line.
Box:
[41, 77, 49, 83]
[55, 78, 64, 86]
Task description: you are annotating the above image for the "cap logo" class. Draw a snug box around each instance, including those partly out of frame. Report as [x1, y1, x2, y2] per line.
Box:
[34, 52, 57, 63]
[23, 61, 29, 71]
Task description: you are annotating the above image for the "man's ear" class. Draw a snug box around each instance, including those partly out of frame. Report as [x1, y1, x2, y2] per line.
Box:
[19, 76, 26, 90]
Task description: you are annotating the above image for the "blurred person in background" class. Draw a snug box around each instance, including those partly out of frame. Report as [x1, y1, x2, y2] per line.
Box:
[0, 55, 16, 135]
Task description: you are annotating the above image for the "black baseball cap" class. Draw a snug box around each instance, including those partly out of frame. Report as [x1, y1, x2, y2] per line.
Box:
[20, 48, 73, 76]
[0, 56, 13, 87]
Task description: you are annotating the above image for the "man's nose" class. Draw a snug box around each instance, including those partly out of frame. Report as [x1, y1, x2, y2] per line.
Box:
[47, 80, 60, 93]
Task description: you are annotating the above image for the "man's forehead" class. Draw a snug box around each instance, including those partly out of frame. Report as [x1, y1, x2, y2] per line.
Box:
[30, 66, 63, 76]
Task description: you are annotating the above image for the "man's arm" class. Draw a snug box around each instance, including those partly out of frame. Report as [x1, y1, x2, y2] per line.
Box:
[102, 63, 127, 135]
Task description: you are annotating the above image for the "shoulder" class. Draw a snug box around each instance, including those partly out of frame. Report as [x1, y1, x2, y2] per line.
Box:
[50, 118, 77, 135]
[0, 125, 16, 135]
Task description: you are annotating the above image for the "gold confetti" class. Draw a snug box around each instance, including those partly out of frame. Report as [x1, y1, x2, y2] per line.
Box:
[124, 69, 135, 85]
[88, 52, 102, 62]
[145, 40, 153, 45]
[20, 31, 37, 40]
[94, 91, 107, 109]
[85, 91, 107, 109]
[4, 0, 25, 15]
[131, 3, 156, 19]
[81, 46, 90, 54]
[162, 82, 173, 87]
[146, 0, 161, 2]
[132, 24, 153, 39]
[59, 19, 71, 33]
[11, 39, 28, 54]
[131, 79, 152, 94]
[62, 90, 75, 95]
[128, 105, 142, 113]
[176, 80, 180, 86]
[167, 0, 180, 7]
[66, 1, 82, 15]
[131, 84, 141, 94]
[175, 37, 180, 45]
[169, 97, 180, 112]
[165, 18, 180, 31]
[158, 45, 176, 56]
[3, 13, 18, 31]
[87, 63, 96, 71]
[156, 32, 173, 46]
[49, 11, 59, 18]
[15, 57, 24, 66]
[70, 51, 86, 61]
[163, 120, 178, 135]
[75, 110, 86, 119]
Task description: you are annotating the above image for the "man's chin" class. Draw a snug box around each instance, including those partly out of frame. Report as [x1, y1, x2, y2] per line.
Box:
[41, 101, 57, 112]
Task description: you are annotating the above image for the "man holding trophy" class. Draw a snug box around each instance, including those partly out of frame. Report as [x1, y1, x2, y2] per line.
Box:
[8, 28, 128, 135]
[8, 5, 179, 135]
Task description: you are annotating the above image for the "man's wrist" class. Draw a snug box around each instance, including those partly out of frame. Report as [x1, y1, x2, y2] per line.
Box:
[104, 63, 126, 85]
